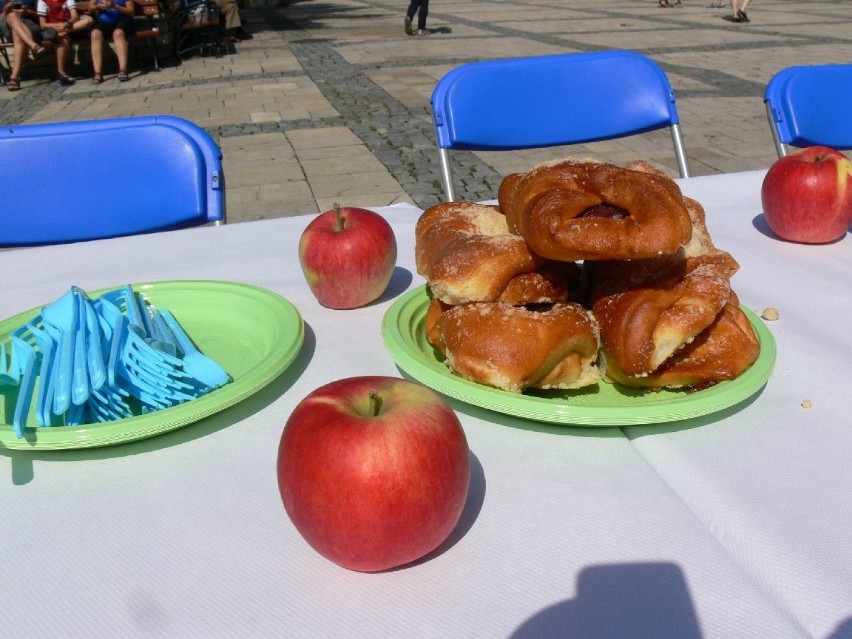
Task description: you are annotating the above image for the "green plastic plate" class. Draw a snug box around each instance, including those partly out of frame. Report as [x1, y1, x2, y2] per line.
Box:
[0, 280, 304, 449]
[381, 286, 776, 427]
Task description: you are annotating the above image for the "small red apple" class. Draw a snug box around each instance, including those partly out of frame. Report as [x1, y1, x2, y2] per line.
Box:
[761, 146, 852, 244]
[277, 376, 470, 572]
[298, 204, 397, 309]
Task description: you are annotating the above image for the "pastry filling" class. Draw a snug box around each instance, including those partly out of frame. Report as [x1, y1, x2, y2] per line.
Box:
[580, 203, 629, 219]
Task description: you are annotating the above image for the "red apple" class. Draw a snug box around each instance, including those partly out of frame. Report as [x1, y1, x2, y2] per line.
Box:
[298, 204, 397, 309]
[761, 146, 852, 244]
[277, 376, 470, 572]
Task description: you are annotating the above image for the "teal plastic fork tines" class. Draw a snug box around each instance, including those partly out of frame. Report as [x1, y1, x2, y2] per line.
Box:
[41, 289, 77, 416]
[8, 331, 38, 438]
[3, 284, 233, 438]
[0, 341, 21, 387]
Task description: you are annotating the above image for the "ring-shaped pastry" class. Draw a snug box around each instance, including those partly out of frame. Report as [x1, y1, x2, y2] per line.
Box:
[498, 159, 693, 261]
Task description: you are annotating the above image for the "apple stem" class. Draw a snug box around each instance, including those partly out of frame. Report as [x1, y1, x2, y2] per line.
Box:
[333, 203, 344, 233]
[369, 389, 382, 416]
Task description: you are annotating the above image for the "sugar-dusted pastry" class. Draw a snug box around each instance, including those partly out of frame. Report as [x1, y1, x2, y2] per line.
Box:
[601, 295, 761, 389]
[415, 202, 578, 305]
[588, 191, 758, 387]
[426, 300, 600, 394]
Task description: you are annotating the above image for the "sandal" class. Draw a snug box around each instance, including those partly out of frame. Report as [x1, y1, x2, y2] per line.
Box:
[7, 78, 21, 92]
[658, 0, 672, 7]
[118, 70, 129, 82]
[92, 73, 104, 85]
[32, 45, 46, 56]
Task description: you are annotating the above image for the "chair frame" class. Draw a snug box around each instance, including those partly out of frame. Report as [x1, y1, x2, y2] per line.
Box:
[431, 50, 690, 202]
[1, 28, 14, 86]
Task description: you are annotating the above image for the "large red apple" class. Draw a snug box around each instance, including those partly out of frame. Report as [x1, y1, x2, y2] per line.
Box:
[277, 376, 470, 572]
[761, 146, 852, 244]
[298, 204, 397, 309]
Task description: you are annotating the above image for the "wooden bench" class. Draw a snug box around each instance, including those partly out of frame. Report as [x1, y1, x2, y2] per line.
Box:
[170, 0, 225, 60]
[0, 38, 12, 85]
[133, 0, 166, 70]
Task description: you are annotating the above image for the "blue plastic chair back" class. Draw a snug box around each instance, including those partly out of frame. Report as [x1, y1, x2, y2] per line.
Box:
[0, 115, 225, 247]
[431, 50, 690, 200]
[764, 64, 852, 157]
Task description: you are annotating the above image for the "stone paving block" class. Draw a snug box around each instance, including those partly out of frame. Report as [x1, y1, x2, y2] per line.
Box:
[286, 127, 364, 151]
[316, 192, 414, 213]
[309, 171, 405, 199]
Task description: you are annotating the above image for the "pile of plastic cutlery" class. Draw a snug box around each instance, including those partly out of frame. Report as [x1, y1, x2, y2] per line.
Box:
[0, 285, 231, 439]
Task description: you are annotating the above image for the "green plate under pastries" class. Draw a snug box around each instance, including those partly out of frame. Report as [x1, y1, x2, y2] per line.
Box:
[381, 285, 776, 427]
[0, 280, 304, 450]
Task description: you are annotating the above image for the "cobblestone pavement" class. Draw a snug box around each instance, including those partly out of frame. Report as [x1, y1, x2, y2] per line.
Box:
[3, 0, 852, 222]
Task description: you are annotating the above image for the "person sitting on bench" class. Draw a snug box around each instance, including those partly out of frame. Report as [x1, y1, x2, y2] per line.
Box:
[1, 0, 56, 90]
[88, 0, 134, 83]
[37, 0, 93, 85]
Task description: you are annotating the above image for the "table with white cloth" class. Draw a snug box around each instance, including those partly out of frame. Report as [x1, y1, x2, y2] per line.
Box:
[1, 170, 850, 639]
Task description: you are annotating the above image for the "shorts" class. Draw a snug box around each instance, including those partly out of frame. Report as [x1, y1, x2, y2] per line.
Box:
[93, 16, 136, 37]
[0, 14, 41, 42]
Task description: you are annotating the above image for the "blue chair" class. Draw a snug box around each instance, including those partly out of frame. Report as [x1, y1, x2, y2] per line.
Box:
[764, 64, 852, 158]
[0, 115, 226, 248]
[431, 50, 691, 202]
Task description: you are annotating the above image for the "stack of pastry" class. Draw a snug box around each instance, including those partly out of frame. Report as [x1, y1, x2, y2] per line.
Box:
[416, 158, 760, 394]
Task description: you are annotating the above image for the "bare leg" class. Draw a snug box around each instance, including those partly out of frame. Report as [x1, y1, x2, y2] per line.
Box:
[90, 28, 104, 76]
[730, 0, 739, 17]
[55, 34, 70, 75]
[10, 35, 31, 80]
[6, 11, 40, 50]
[113, 29, 128, 73]
[739, 0, 751, 11]
[70, 15, 94, 33]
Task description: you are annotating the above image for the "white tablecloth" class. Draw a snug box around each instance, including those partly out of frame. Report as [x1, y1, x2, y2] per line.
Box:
[1, 171, 850, 638]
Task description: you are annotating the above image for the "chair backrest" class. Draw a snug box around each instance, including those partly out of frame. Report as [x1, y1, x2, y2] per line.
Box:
[764, 64, 852, 157]
[431, 50, 690, 201]
[0, 115, 225, 248]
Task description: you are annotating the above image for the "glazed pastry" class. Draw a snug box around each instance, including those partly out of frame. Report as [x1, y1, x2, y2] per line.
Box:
[588, 192, 757, 386]
[601, 295, 760, 389]
[426, 300, 600, 394]
[498, 158, 693, 261]
[415, 202, 577, 305]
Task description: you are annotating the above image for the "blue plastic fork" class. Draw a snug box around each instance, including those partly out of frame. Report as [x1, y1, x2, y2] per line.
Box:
[29, 318, 60, 427]
[41, 289, 77, 416]
[96, 297, 195, 408]
[160, 309, 230, 390]
[78, 291, 106, 393]
[9, 330, 38, 438]
[0, 342, 19, 386]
